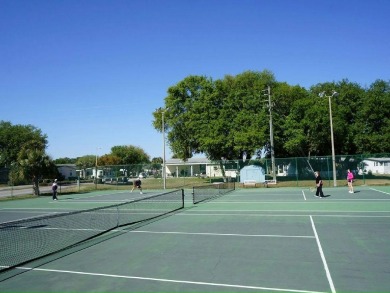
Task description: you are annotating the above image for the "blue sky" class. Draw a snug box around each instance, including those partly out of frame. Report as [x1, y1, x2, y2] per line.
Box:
[1, 0, 389, 160]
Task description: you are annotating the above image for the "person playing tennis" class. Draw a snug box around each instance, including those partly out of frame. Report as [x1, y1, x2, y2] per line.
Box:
[347, 169, 354, 194]
[52, 179, 58, 200]
[314, 171, 324, 198]
[131, 177, 143, 194]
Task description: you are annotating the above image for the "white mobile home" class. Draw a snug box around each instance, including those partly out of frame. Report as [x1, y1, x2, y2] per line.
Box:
[165, 158, 238, 178]
[361, 158, 390, 175]
[57, 164, 77, 180]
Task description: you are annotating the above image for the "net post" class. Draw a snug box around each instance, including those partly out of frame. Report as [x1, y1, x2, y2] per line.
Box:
[192, 187, 195, 204]
[181, 189, 185, 207]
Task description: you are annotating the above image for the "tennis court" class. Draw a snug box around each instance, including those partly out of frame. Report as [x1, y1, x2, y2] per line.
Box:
[1, 185, 390, 292]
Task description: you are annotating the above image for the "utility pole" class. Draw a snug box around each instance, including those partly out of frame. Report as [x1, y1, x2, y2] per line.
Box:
[264, 85, 276, 182]
[319, 91, 339, 187]
[162, 109, 167, 189]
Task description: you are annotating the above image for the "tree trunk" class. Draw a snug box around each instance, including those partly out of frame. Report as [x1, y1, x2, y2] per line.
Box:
[220, 161, 226, 182]
[32, 176, 40, 196]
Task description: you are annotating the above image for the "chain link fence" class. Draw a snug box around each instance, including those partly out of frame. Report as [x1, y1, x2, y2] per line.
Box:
[1, 154, 389, 197]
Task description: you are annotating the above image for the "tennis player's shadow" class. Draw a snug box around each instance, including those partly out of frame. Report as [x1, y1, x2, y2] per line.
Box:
[323, 194, 332, 198]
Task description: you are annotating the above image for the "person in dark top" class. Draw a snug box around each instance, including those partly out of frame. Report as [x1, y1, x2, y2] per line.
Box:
[52, 179, 58, 200]
[314, 171, 324, 198]
[131, 177, 143, 194]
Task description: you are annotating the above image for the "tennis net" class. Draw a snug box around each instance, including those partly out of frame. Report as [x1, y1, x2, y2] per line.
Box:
[0, 189, 184, 273]
[192, 182, 235, 204]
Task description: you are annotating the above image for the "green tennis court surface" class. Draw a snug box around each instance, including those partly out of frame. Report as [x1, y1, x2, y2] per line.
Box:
[1, 186, 390, 292]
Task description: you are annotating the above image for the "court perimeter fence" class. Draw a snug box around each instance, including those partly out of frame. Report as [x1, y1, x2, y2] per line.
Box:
[1, 153, 389, 193]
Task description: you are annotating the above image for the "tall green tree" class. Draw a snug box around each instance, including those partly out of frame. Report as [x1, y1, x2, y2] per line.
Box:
[75, 155, 96, 169]
[308, 81, 368, 156]
[0, 121, 48, 167]
[153, 70, 276, 161]
[153, 72, 389, 162]
[332, 79, 365, 155]
[110, 145, 150, 164]
[207, 71, 276, 160]
[270, 82, 309, 157]
[53, 157, 77, 164]
[151, 157, 163, 164]
[354, 79, 390, 153]
[284, 80, 365, 158]
[16, 140, 57, 195]
[98, 154, 121, 166]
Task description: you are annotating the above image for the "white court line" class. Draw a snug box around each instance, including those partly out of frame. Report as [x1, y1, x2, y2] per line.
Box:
[204, 199, 390, 203]
[183, 209, 390, 213]
[369, 188, 390, 195]
[302, 190, 307, 201]
[49, 201, 129, 204]
[1, 208, 71, 210]
[310, 216, 336, 293]
[177, 213, 390, 218]
[229, 193, 300, 196]
[0, 209, 63, 213]
[10, 267, 327, 293]
[130, 230, 315, 239]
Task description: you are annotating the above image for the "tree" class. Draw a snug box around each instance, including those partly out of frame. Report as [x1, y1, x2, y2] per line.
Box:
[201, 71, 271, 160]
[53, 157, 77, 164]
[330, 79, 365, 155]
[0, 121, 48, 167]
[98, 154, 121, 166]
[153, 70, 276, 162]
[75, 155, 96, 169]
[110, 145, 150, 164]
[151, 157, 163, 164]
[150, 157, 163, 176]
[154, 72, 390, 164]
[268, 82, 309, 158]
[0, 121, 54, 192]
[15, 140, 57, 195]
[283, 95, 318, 156]
[155, 75, 215, 160]
[283, 80, 366, 158]
[354, 79, 390, 153]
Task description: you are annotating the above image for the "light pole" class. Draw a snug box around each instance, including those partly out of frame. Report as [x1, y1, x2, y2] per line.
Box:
[263, 85, 276, 182]
[319, 90, 339, 187]
[162, 110, 167, 189]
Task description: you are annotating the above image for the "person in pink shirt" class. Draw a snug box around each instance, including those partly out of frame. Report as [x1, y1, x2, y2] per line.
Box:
[347, 169, 354, 194]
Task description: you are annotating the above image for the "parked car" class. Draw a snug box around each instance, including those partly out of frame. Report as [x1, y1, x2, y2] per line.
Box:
[102, 177, 113, 184]
[196, 172, 208, 178]
[138, 172, 148, 179]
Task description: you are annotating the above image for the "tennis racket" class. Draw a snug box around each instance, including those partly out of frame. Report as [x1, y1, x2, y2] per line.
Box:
[309, 186, 316, 192]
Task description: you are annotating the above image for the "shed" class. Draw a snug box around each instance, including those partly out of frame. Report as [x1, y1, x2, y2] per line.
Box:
[239, 165, 265, 183]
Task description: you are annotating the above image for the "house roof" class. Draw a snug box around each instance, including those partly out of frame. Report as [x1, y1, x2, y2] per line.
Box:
[363, 158, 390, 162]
[166, 158, 211, 165]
